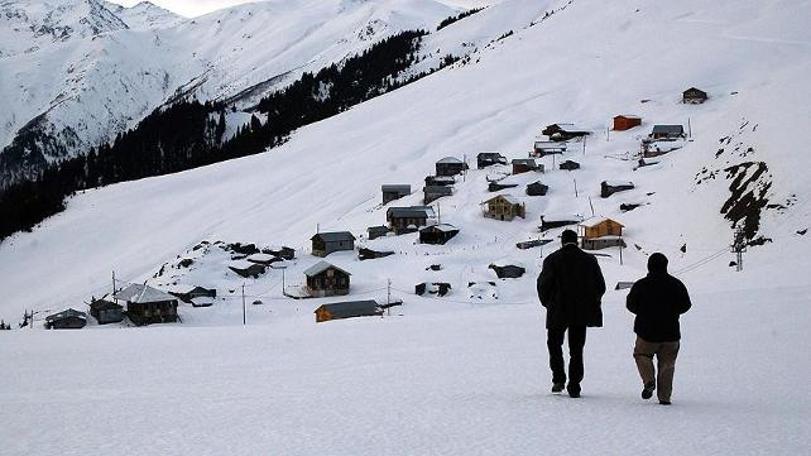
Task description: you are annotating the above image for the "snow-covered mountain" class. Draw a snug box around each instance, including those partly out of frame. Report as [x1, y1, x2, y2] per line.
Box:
[101, 1, 184, 30]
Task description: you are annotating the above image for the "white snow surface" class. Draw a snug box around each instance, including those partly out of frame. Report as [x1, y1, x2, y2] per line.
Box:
[2, 0, 811, 454]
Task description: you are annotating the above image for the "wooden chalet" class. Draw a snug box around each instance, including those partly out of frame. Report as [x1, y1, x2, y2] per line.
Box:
[650, 125, 685, 140]
[533, 141, 567, 157]
[483, 194, 526, 221]
[435, 157, 467, 177]
[315, 300, 381, 323]
[386, 206, 435, 233]
[305, 261, 351, 298]
[477, 152, 507, 169]
[89, 297, 124, 325]
[367, 225, 390, 240]
[419, 224, 459, 245]
[45, 308, 87, 330]
[526, 181, 549, 196]
[512, 158, 540, 175]
[613, 115, 641, 131]
[229, 260, 267, 278]
[114, 284, 178, 326]
[683, 87, 708, 104]
[423, 185, 453, 204]
[542, 123, 591, 141]
[168, 285, 217, 304]
[601, 180, 635, 198]
[382, 185, 411, 205]
[311, 231, 356, 257]
[579, 218, 626, 250]
[559, 160, 581, 171]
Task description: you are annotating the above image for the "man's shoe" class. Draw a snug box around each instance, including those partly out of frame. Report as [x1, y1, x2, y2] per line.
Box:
[567, 385, 581, 398]
[659, 400, 672, 406]
[552, 383, 565, 393]
[641, 382, 655, 400]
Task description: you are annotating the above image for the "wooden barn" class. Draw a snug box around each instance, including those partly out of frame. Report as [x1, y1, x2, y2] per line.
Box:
[424, 185, 454, 204]
[305, 261, 351, 298]
[559, 160, 581, 171]
[512, 158, 540, 174]
[45, 309, 87, 330]
[311, 231, 356, 257]
[382, 185, 411, 205]
[435, 157, 467, 177]
[477, 152, 507, 169]
[419, 224, 459, 245]
[526, 181, 549, 196]
[650, 125, 685, 140]
[386, 206, 435, 233]
[683, 87, 708, 104]
[315, 300, 381, 323]
[229, 260, 267, 278]
[613, 115, 642, 131]
[425, 175, 455, 187]
[532, 141, 567, 157]
[483, 194, 526, 221]
[168, 285, 217, 304]
[89, 297, 124, 325]
[601, 180, 635, 198]
[542, 123, 591, 141]
[579, 218, 626, 250]
[367, 225, 390, 240]
[114, 284, 179, 326]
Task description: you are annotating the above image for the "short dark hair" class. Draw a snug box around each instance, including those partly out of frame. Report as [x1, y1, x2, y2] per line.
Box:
[561, 229, 578, 245]
[648, 252, 668, 272]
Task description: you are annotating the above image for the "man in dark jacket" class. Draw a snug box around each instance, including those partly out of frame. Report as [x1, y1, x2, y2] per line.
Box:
[537, 229, 606, 398]
[626, 253, 692, 405]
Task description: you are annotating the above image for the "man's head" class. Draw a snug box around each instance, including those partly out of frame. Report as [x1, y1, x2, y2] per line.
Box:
[561, 229, 578, 246]
[648, 252, 668, 273]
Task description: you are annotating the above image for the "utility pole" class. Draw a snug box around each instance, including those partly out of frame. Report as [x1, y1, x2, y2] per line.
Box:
[437, 202, 442, 225]
[732, 228, 746, 272]
[588, 196, 595, 218]
[387, 279, 392, 316]
[619, 238, 624, 265]
[112, 270, 116, 296]
[242, 283, 247, 326]
[583, 135, 587, 155]
[688, 117, 692, 139]
[463, 154, 467, 183]
[606, 126, 610, 142]
[573, 178, 579, 198]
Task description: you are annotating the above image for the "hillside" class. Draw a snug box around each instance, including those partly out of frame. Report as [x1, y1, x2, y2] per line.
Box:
[0, 0, 809, 454]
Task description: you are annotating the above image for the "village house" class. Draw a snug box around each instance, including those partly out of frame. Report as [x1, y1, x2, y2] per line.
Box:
[483, 194, 526, 221]
[579, 217, 626, 250]
[526, 181, 549, 196]
[683, 87, 708, 104]
[168, 285, 217, 304]
[367, 225, 390, 240]
[601, 180, 635, 198]
[613, 115, 642, 131]
[559, 160, 581, 171]
[229, 260, 267, 278]
[532, 141, 567, 157]
[419, 224, 460, 245]
[45, 309, 87, 330]
[89, 297, 124, 325]
[425, 175, 455, 187]
[435, 157, 467, 176]
[315, 300, 381, 323]
[381, 185, 411, 205]
[386, 206, 435, 233]
[114, 284, 179, 326]
[650, 125, 685, 140]
[540, 214, 583, 232]
[423, 185, 454, 204]
[311, 231, 356, 257]
[477, 152, 507, 169]
[305, 261, 351, 298]
[541, 123, 591, 141]
[512, 158, 541, 174]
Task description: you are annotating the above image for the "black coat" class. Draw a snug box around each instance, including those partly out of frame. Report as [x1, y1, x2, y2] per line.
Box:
[537, 244, 606, 329]
[626, 272, 691, 342]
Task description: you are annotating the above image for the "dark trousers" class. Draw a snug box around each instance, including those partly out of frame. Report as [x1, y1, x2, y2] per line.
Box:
[547, 326, 587, 386]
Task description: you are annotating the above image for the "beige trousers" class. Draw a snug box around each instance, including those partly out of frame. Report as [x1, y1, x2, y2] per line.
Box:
[633, 337, 680, 402]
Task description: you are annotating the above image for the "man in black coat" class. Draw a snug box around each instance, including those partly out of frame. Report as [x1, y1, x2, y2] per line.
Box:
[626, 253, 692, 405]
[537, 229, 606, 398]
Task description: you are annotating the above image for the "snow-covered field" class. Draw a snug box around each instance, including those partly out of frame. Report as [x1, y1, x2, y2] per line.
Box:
[1, 0, 810, 454]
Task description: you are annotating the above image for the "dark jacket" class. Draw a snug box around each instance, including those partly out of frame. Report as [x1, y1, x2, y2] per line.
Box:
[537, 244, 606, 329]
[626, 272, 691, 342]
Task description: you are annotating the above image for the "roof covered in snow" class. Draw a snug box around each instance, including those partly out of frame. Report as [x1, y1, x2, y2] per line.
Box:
[304, 261, 350, 277]
[437, 156, 463, 164]
[311, 232, 356, 243]
[46, 308, 87, 322]
[114, 284, 177, 304]
[580, 217, 625, 228]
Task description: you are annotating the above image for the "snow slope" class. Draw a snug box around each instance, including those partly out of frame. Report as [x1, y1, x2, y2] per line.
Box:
[102, 1, 184, 30]
[1, 0, 810, 453]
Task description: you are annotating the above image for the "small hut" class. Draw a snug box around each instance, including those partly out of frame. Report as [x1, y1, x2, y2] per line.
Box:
[229, 260, 267, 278]
[650, 125, 685, 140]
[305, 261, 351, 298]
[247, 253, 280, 266]
[168, 285, 217, 304]
[89, 298, 124, 325]
[526, 181, 549, 196]
[489, 264, 526, 279]
[266, 246, 296, 260]
[541, 124, 591, 141]
[682, 87, 708, 104]
[483, 194, 526, 221]
[512, 158, 540, 175]
[45, 309, 87, 330]
[613, 115, 642, 131]
[420, 224, 459, 245]
[435, 157, 467, 177]
[311, 232, 356, 257]
[423, 185, 454, 204]
[382, 185, 411, 205]
[579, 218, 626, 250]
[315, 300, 381, 323]
[386, 206, 435, 233]
[559, 160, 581, 171]
[532, 141, 567, 157]
[477, 152, 507, 169]
[114, 284, 178, 326]
[601, 181, 635, 198]
[367, 225, 390, 240]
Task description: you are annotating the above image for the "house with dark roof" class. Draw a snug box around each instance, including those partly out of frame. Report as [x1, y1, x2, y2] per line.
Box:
[533, 141, 567, 157]
[419, 224, 459, 245]
[386, 206, 436, 233]
[168, 285, 217, 304]
[477, 152, 507, 169]
[367, 225, 390, 240]
[305, 261, 351, 298]
[512, 158, 541, 175]
[45, 308, 87, 330]
[425, 175, 455, 187]
[601, 180, 635, 198]
[315, 300, 381, 323]
[526, 181, 549, 196]
[311, 232, 356, 257]
[541, 123, 591, 141]
[89, 298, 124, 325]
[381, 185, 411, 205]
[114, 284, 179, 326]
[683, 87, 708, 104]
[435, 157, 467, 176]
[229, 260, 267, 278]
[650, 125, 685, 140]
[424, 185, 454, 204]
